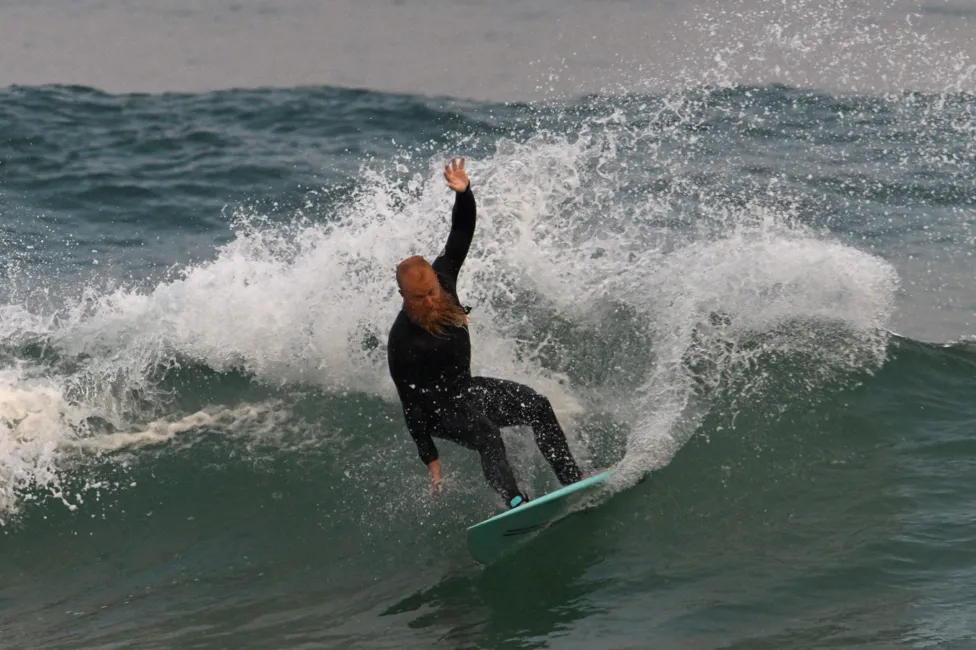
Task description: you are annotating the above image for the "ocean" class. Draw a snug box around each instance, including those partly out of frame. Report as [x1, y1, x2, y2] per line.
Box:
[1, 1, 976, 648]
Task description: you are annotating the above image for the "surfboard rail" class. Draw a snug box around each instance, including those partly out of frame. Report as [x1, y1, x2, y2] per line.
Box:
[465, 469, 616, 564]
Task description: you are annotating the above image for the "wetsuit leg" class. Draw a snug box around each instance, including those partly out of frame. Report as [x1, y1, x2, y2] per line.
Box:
[434, 407, 524, 503]
[465, 377, 583, 485]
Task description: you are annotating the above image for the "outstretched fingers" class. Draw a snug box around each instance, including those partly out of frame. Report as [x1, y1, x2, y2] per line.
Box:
[447, 157, 464, 171]
[444, 157, 465, 180]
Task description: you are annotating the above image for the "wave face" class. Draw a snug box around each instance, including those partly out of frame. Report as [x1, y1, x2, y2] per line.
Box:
[0, 77, 974, 649]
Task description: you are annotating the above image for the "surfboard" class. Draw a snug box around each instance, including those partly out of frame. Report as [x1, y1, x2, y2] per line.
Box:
[465, 468, 616, 564]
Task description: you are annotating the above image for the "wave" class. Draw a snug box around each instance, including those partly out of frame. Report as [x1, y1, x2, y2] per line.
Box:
[5, 77, 976, 525]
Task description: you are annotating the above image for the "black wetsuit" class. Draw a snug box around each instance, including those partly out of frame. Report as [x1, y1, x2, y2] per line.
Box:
[387, 185, 582, 503]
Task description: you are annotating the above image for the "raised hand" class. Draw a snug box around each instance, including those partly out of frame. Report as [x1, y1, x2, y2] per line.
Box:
[443, 157, 469, 192]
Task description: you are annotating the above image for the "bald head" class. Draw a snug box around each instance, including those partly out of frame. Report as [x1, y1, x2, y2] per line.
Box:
[396, 255, 433, 290]
[396, 255, 439, 314]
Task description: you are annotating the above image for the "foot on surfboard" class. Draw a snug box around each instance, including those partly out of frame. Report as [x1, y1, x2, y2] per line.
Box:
[507, 493, 530, 509]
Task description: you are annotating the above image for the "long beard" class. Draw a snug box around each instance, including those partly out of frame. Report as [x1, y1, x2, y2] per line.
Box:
[412, 294, 469, 336]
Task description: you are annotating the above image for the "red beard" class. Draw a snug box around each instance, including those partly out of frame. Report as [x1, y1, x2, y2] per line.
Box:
[409, 292, 468, 336]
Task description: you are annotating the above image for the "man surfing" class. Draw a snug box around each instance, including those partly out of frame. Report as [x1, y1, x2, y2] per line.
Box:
[387, 157, 584, 510]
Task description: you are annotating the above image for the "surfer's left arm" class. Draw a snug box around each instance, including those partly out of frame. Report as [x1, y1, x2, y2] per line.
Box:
[400, 401, 440, 474]
[434, 157, 476, 282]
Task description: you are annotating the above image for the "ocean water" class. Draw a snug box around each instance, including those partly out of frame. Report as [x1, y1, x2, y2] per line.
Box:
[1, 1, 976, 648]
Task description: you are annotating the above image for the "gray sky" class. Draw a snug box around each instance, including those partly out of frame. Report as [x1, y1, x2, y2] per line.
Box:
[0, 0, 974, 99]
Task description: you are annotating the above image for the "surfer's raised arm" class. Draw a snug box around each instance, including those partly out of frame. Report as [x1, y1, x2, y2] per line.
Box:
[431, 157, 475, 283]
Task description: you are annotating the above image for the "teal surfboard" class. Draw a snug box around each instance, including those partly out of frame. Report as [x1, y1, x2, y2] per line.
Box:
[466, 469, 616, 564]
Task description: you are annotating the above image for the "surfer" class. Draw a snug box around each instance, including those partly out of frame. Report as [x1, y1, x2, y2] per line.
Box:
[387, 157, 583, 509]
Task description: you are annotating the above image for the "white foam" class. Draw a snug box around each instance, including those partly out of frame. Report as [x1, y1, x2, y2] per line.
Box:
[65, 401, 291, 453]
[610, 223, 898, 485]
[0, 357, 295, 521]
[0, 368, 89, 521]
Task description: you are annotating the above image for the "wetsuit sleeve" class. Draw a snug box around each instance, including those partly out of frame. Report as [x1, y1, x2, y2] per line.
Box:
[402, 401, 439, 465]
[433, 186, 476, 281]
